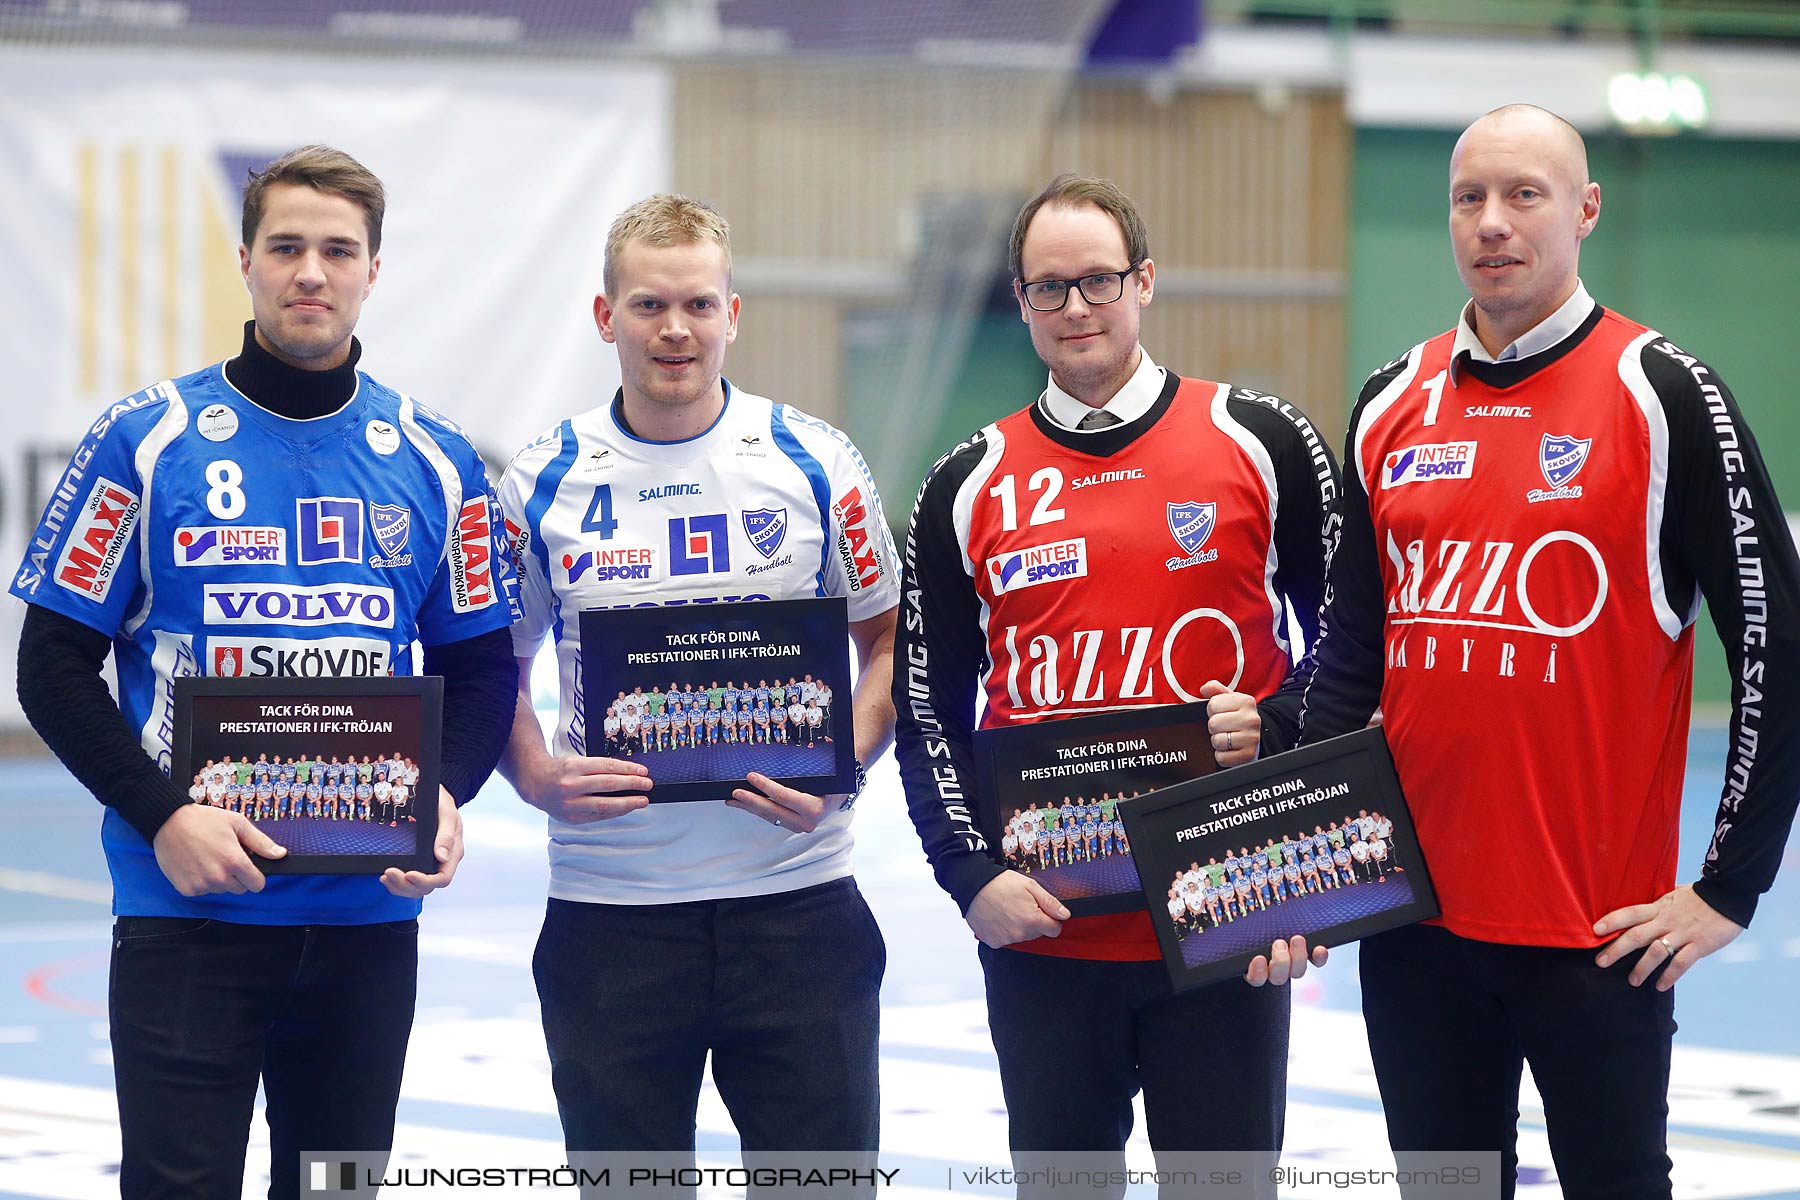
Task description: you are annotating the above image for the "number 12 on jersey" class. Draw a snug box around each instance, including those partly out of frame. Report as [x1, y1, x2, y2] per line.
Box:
[989, 468, 1066, 532]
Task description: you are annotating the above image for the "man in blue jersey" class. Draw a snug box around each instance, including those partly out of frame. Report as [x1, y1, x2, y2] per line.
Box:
[12, 145, 518, 1200]
[498, 193, 898, 1171]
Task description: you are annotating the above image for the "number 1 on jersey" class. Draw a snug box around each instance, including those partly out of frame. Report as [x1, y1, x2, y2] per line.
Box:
[581, 485, 618, 539]
[1421, 369, 1447, 427]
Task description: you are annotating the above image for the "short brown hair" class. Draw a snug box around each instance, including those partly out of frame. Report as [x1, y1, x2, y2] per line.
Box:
[241, 145, 386, 254]
[1008, 173, 1149, 283]
[604, 193, 732, 295]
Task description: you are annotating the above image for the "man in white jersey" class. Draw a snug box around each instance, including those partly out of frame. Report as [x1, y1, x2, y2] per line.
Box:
[498, 194, 898, 1167]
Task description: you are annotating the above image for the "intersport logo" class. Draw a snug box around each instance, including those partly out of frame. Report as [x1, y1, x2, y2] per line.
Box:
[1384, 441, 1478, 488]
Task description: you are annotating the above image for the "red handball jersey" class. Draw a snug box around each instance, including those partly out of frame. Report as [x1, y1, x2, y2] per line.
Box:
[896, 370, 1339, 960]
[1302, 304, 1800, 947]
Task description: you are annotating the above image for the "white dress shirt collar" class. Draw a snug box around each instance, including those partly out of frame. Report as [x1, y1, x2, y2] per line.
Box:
[1039, 348, 1165, 432]
[1452, 280, 1595, 380]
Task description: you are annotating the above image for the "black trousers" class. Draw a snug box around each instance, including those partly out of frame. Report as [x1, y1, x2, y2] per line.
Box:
[110, 916, 418, 1200]
[535, 879, 885, 1157]
[979, 944, 1285, 1199]
[1361, 923, 1676, 1200]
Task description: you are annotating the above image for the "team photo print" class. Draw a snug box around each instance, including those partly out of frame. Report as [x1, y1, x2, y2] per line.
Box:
[172, 676, 444, 874]
[578, 597, 857, 802]
[1120, 728, 1439, 990]
[973, 703, 1217, 916]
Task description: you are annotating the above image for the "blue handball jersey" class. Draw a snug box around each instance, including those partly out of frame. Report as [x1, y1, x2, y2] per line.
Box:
[500, 381, 900, 905]
[9, 364, 519, 923]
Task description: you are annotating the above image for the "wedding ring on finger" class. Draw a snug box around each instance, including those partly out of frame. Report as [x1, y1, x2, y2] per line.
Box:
[1225, 732, 1235, 752]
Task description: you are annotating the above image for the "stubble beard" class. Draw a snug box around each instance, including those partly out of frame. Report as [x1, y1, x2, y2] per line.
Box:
[1049, 336, 1135, 404]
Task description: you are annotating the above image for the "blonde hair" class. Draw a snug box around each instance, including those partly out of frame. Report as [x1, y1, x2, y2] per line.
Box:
[604, 193, 732, 294]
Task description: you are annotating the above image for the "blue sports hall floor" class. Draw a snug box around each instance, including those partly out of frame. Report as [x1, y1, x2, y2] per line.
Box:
[0, 722, 1796, 1198]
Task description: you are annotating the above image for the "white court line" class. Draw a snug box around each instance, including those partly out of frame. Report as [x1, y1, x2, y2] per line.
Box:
[0, 867, 110, 905]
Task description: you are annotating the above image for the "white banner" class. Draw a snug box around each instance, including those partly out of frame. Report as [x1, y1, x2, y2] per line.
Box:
[0, 44, 669, 727]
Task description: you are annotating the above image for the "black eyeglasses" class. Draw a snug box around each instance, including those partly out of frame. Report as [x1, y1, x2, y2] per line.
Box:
[1019, 264, 1141, 312]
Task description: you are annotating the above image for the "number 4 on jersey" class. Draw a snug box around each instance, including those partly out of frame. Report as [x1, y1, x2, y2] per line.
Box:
[581, 485, 618, 540]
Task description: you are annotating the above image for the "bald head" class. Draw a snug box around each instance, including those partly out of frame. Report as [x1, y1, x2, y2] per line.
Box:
[1453, 104, 1589, 194]
[1447, 103, 1602, 356]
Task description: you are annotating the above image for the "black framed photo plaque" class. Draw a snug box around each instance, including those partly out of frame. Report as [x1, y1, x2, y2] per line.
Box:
[1118, 727, 1439, 991]
[577, 597, 857, 803]
[972, 702, 1218, 916]
[172, 676, 443, 875]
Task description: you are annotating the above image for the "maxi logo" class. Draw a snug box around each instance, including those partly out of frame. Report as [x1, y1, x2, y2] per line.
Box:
[447, 496, 495, 612]
[208, 635, 393, 678]
[985, 538, 1088, 595]
[296, 497, 364, 565]
[742, 508, 788, 560]
[1383, 441, 1478, 488]
[54, 476, 141, 600]
[203, 583, 396, 629]
[832, 486, 882, 591]
[669, 514, 731, 576]
[174, 526, 285, 567]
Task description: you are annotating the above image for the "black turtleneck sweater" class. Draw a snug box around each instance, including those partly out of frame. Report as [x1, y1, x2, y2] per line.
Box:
[17, 323, 517, 845]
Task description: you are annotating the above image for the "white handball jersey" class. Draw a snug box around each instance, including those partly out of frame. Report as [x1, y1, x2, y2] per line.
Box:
[501, 383, 900, 904]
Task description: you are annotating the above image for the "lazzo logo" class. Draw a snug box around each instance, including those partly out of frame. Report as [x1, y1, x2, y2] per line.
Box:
[55, 476, 141, 600]
[209, 636, 393, 678]
[1383, 528, 1609, 682]
[832, 486, 883, 591]
[1000, 606, 1247, 709]
[986, 538, 1088, 595]
[669, 514, 731, 576]
[203, 583, 396, 629]
[174, 526, 285, 567]
[1384, 441, 1478, 488]
[564, 546, 654, 583]
[446, 496, 496, 612]
[297, 497, 364, 565]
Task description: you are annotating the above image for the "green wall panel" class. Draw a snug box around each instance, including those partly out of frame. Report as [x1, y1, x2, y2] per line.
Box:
[1348, 127, 1800, 709]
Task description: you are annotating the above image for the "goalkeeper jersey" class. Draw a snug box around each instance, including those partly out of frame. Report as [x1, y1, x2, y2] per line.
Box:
[10, 361, 518, 923]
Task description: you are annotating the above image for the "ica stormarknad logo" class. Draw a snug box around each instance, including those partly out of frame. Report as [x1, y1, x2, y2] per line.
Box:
[1165, 501, 1219, 571]
[54, 477, 142, 600]
[1529, 433, 1591, 503]
[985, 538, 1088, 595]
[832, 486, 883, 591]
[1384, 441, 1478, 488]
